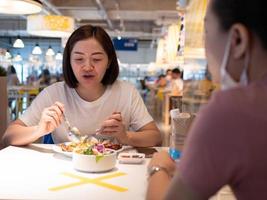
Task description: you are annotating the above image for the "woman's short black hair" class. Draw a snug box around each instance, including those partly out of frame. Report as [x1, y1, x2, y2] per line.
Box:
[63, 25, 119, 88]
[212, 0, 267, 49]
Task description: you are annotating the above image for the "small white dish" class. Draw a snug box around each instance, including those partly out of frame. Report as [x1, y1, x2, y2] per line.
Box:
[52, 142, 73, 157]
[118, 153, 145, 164]
[116, 145, 133, 153]
[73, 150, 117, 172]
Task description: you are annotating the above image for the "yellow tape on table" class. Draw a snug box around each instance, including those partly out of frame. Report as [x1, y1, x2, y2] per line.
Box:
[49, 172, 128, 192]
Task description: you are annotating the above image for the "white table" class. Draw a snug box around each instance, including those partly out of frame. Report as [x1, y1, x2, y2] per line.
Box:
[0, 144, 236, 200]
[0, 144, 150, 200]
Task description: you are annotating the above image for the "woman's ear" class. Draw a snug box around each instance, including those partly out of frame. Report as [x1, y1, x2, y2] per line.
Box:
[230, 23, 251, 59]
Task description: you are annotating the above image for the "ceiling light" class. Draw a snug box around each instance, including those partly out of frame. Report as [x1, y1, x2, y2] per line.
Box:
[32, 44, 42, 55]
[46, 46, 55, 56]
[13, 36, 24, 48]
[0, 0, 42, 15]
[13, 53, 23, 62]
[5, 50, 12, 59]
[117, 36, 122, 40]
[27, 15, 75, 38]
[55, 51, 63, 60]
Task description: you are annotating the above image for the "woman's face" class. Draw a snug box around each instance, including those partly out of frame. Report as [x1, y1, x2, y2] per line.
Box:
[204, 0, 228, 83]
[70, 38, 109, 88]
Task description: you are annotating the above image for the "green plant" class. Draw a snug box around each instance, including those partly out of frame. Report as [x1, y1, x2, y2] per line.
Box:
[0, 66, 6, 76]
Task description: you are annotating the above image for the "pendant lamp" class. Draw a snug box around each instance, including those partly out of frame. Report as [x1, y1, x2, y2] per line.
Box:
[0, 0, 42, 15]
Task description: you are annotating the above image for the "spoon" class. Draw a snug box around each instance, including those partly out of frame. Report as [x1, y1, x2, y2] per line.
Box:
[62, 113, 81, 142]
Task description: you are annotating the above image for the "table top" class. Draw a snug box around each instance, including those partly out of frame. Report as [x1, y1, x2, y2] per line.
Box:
[0, 144, 235, 200]
[0, 144, 155, 200]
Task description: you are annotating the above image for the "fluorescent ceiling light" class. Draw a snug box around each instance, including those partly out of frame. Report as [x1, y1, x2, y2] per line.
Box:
[0, 0, 42, 15]
[27, 15, 75, 38]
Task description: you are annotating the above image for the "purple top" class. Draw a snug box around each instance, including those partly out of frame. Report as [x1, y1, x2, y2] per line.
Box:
[177, 74, 267, 199]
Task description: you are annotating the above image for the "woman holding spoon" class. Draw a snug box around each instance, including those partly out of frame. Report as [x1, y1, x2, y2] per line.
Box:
[3, 25, 161, 147]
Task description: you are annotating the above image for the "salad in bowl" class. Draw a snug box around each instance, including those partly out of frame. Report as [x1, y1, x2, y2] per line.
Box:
[72, 138, 117, 172]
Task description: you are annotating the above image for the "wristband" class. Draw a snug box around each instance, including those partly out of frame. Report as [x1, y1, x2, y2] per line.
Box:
[147, 165, 170, 178]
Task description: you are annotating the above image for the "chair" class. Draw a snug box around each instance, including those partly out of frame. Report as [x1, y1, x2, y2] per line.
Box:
[8, 88, 24, 120]
[42, 133, 54, 144]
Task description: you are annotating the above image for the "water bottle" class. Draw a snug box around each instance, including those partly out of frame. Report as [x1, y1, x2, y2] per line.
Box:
[169, 134, 181, 160]
[169, 109, 191, 160]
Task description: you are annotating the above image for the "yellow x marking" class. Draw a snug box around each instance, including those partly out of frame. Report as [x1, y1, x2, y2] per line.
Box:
[49, 172, 128, 192]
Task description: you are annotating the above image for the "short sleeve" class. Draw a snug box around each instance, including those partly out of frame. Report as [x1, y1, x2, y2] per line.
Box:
[19, 88, 53, 126]
[177, 92, 246, 198]
[129, 86, 153, 131]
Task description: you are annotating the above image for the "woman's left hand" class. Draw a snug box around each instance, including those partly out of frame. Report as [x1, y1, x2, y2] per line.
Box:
[100, 112, 129, 144]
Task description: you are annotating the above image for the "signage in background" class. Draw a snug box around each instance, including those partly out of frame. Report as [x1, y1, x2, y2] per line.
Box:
[113, 38, 138, 51]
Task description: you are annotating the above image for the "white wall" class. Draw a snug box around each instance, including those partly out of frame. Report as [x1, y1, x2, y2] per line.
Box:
[116, 41, 157, 64]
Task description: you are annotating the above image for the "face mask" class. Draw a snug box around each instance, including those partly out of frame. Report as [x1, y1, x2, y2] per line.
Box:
[220, 33, 249, 90]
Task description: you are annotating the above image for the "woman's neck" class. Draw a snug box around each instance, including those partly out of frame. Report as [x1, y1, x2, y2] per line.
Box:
[75, 84, 106, 102]
[249, 45, 267, 82]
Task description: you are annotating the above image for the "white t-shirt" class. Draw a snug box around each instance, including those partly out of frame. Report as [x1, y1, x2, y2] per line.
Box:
[171, 78, 183, 95]
[20, 80, 153, 143]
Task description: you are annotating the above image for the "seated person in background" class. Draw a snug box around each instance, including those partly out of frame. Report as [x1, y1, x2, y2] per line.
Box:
[7, 65, 20, 117]
[37, 69, 51, 86]
[170, 68, 183, 95]
[26, 73, 37, 86]
[7, 65, 20, 86]
[165, 69, 172, 88]
[139, 76, 149, 100]
[155, 74, 167, 101]
[2, 25, 161, 147]
[146, 0, 267, 199]
[156, 74, 167, 88]
[165, 69, 172, 82]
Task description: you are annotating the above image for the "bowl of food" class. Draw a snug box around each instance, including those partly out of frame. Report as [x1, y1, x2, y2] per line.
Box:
[72, 142, 117, 172]
[54, 137, 124, 158]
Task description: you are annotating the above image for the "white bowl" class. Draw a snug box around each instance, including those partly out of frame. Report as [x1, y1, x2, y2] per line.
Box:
[72, 150, 117, 172]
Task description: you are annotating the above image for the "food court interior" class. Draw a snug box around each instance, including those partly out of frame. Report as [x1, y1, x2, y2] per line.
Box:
[0, 0, 212, 146]
[0, 1, 241, 199]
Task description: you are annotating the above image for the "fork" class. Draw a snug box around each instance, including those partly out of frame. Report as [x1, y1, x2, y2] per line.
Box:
[79, 128, 103, 143]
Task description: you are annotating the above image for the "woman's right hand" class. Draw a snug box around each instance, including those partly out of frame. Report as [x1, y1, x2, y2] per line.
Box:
[37, 101, 64, 137]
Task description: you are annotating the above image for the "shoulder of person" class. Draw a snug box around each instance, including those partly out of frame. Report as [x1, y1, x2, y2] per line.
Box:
[198, 86, 253, 128]
[204, 90, 234, 112]
[112, 80, 137, 91]
[211, 85, 256, 110]
[42, 81, 69, 94]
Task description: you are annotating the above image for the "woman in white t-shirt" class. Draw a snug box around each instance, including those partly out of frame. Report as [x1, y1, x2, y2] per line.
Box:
[2, 25, 161, 147]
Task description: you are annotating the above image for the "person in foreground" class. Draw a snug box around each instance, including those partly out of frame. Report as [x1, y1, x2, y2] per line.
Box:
[2, 25, 161, 147]
[147, 0, 267, 199]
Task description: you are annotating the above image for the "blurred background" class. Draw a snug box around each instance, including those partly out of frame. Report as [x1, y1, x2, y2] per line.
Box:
[0, 0, 215, 145]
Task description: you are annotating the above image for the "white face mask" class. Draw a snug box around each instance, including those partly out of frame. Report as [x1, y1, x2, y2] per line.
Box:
[220, 33, 249, 90]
